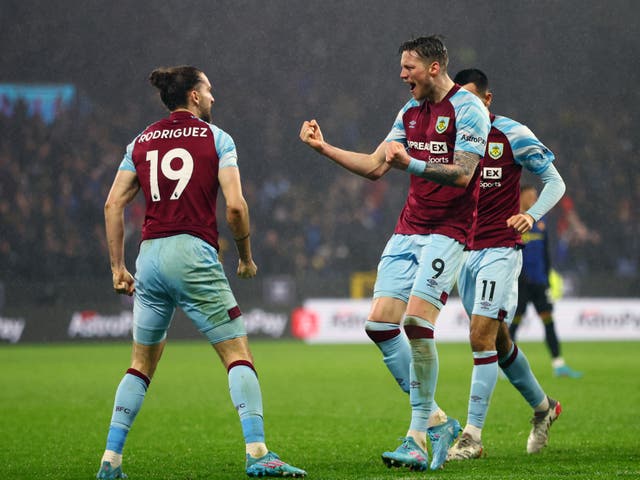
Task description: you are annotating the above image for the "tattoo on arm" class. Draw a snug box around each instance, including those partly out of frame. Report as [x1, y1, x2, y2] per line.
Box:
[453, 151, 480, 176]
[421, 151, 480, 186]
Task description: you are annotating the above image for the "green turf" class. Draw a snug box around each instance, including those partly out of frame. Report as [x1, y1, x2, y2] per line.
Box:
[1, 340, 638, 479]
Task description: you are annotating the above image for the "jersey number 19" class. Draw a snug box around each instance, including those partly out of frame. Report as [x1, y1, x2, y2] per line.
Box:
[146, 148, 194, 201]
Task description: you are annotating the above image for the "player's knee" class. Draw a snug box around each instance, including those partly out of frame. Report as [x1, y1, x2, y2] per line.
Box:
[470, 339, 493, 352]
[364, 320, 402, 343]
[495, 334, 512, 357]
[540, 312, 553, 323]
[468, 329, 496, 351]
[469, 317, 498, 350]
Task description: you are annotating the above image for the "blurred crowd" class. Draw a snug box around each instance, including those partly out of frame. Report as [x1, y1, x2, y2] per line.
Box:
[0, 94, 637, 296]
[0, 99, 401, 286]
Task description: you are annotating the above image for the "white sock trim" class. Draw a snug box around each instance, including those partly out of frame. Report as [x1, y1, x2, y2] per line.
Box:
[406, 429, 428, 451]
[246, 442, 268, 458]
[101, 450, 122, 468]
[463, 424, 482, 442]
[428, 408, 448, 427]
[534, 396, 550, 413]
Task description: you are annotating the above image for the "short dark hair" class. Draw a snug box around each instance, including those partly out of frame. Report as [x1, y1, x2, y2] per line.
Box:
[398, 35, 448, 68]
[148, 65, 203, 110]
[453, 68, 489, 94]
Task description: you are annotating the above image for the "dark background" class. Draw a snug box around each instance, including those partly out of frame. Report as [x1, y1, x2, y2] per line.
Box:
[1, 0, 638, 317]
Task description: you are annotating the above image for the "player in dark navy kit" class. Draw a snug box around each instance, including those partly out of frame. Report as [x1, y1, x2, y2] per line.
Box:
[511, 185, 583, 378]
[97, 66, 305, 479]
[300, 36, 490, 471]
[447, 69, 566, 461]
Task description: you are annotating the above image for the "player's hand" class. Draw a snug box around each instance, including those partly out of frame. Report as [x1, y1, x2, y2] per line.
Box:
[237, 259, 257, 279]
[299, 119, 325, 152]
[507, 213, 535, 234]
[112, 268, 135, 296]
[385, 141, 410, 169]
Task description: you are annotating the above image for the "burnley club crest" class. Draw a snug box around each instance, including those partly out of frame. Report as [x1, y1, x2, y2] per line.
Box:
[435, 116, 450, 134]
[488, 142, 504, 159]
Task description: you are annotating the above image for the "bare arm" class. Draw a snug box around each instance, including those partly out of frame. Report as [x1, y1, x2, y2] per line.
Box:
[385, 141, 480, 188]
[299, 119, 391, 180]
[218, 166, 257, 279]
[104, 169, 140, 295]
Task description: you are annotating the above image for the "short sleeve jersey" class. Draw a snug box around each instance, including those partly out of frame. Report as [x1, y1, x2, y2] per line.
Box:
[386, 85, 490, 244]
[119, 110, 238, 250]
[470, 114, 555, 250]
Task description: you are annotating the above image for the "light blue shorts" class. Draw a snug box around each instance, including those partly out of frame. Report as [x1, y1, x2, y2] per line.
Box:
[373, 234, 465, 309]
[457, 247, 522, 323]
[133, 234, 246, 345]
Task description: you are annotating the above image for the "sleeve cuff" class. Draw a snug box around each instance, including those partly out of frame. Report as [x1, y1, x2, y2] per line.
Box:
[407, 157, 426, 176]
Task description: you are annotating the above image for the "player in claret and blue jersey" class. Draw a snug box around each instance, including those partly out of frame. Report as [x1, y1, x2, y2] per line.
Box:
[447, 68, 566, 461]
[300, 36, 490, 471]
[96, 65, 305, 479]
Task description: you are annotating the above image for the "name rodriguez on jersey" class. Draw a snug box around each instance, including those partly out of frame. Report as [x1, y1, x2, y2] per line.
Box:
[138, 126, 209, 143]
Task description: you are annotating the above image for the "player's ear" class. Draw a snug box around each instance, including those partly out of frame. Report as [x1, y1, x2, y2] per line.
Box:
[485, 91, 493, 108]
[189, 88, 199, 106]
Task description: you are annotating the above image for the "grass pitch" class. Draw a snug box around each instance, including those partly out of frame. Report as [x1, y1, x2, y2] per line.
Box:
[1, 340, 638, 479]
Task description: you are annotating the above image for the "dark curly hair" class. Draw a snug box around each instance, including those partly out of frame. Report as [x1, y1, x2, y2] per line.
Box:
[148, 65, 203, 110]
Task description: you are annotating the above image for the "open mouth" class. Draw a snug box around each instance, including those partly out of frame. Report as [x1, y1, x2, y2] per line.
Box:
[409, 82, 416, 92]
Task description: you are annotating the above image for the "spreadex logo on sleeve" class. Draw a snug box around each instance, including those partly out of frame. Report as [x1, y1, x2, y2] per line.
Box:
[0, 317, 26, 344]
[68, 310, 133, 338]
